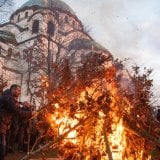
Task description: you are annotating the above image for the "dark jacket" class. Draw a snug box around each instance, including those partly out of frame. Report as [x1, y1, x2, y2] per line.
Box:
[0, 89, 32, 134]
[157, 109, 160, 122]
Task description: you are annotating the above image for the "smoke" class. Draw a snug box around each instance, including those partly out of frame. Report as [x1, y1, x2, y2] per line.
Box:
[15, 0, 160, 102]
[64, 0, 160, 102]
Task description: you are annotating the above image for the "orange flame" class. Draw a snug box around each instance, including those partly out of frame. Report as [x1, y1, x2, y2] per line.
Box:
[46, 79, 151, 159]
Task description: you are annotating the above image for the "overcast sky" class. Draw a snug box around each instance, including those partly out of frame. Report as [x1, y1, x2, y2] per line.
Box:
[15, 0, 160, 102]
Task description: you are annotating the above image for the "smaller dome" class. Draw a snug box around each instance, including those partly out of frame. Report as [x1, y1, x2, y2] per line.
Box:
[0, 30, 17, 45]
[68, 38, 109, 52]
[20, 0, 75, 15]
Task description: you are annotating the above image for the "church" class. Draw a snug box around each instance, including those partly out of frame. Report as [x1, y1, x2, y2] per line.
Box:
[0, 0, 113, 102]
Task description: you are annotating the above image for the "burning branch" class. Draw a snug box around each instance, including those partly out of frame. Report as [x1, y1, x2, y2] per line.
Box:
[103, 125, 113, 160]
[21, 109, 98, 160]
[20, 119, 83, 160]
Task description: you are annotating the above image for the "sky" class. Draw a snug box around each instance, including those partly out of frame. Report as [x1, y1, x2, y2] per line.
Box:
[15, 0, 160, 102]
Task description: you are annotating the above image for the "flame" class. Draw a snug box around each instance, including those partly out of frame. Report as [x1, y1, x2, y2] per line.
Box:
[48, 104, 79, 145]
[41, 75, 49, 87]
[45, 79, 151, 160]
[109, 119, 126, 160]
[48, 89, 127, 159]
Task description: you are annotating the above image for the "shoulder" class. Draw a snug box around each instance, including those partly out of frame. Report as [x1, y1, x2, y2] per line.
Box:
[1, 89, 12, 100]
[0, 94, 12, 102]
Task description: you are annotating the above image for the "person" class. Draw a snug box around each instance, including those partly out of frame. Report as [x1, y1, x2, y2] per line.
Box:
[17, 104, 31, 152]
[157, 108, 160, 122]
[7, 101, 33, 153]
[0, 84, 36, 160]
[7, 113, 19, 153]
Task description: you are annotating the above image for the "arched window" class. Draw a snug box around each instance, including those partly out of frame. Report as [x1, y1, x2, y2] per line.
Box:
[7, 48, 12, 58]
[47, 21, 55, 36]
[17, 15, 20, 22]
[0, 46, 1, 55]
[32, 20, 39, 33]
[72, 20, 75, 28]
[65, 16, 68, 23]
[25, 12, 28, 18]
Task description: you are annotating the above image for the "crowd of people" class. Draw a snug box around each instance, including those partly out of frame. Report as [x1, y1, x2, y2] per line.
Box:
[0, 84, 37, 160]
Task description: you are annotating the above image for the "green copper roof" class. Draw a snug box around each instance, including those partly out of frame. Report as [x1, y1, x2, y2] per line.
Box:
[21, 0, 75, 15]
[0, 30, 17, 45]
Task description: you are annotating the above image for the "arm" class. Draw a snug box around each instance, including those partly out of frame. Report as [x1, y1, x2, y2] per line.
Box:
[4, 95, 32, 119]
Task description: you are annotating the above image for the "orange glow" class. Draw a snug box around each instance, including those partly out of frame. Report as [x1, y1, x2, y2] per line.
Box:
[108, 119, 126, 159]
[45, 76, 151, 160]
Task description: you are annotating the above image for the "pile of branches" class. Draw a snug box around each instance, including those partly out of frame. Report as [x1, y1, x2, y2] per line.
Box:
[21, 56, 159, 160]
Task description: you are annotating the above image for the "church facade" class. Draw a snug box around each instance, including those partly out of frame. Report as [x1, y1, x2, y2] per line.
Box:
[0, 0, 113, 102]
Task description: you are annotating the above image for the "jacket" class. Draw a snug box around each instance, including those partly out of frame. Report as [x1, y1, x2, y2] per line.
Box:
[0, 89, 32, 134]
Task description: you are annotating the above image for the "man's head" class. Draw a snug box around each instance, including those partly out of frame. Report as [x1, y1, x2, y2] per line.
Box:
[10, 84, 21, 98]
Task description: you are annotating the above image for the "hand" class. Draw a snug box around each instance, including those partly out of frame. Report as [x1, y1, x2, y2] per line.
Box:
[22, 101, 32, 107]
[31, 111, 38, 118]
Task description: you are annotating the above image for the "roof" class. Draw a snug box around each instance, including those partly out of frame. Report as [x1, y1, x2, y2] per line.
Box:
[0, 30, 17, 45]
[20, 0, 75, 15]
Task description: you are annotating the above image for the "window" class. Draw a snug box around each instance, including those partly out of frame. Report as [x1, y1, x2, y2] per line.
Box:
[25, 12, 28, 18]
[17, 15, 20, 22]
[65, 16, 68, 23]
[7, 48, 12, 58]
[47, 21, 55, 35]
[32, 20, 39, 33]
[72, 20, 75, 28]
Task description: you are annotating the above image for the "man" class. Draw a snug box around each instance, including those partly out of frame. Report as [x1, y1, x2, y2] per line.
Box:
[157, 108, 160, 122]
[0, 84, 36, 160]
[17, 104, 31, 153]
[7, 101, 34, 153]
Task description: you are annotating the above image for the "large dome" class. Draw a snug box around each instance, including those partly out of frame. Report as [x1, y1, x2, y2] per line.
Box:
[20, 0, 75, 15]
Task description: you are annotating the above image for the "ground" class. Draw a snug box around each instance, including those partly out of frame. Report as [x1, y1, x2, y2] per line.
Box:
[5, 148, 60, 160]
[6, 152, 25, 160]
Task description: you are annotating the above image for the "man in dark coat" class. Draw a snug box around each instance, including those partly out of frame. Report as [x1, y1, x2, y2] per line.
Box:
[157, 108, 160, 122]
[0, 84, 36, 160]
[17, 105, 31, 152]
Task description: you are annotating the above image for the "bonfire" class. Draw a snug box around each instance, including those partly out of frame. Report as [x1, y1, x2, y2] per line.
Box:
[20, 57, 160, 160]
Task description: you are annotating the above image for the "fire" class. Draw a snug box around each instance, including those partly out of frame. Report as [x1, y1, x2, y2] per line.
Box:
[41, 69, 152, 160]
[48, 104, 79, 145]
[108, 119, 126, 160]
[54, 116, 78, 144]
[45, 84, 131, 159]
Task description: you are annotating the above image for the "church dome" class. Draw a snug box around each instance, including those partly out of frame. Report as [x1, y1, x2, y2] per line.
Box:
[20, 0, 75, 15]
[69, 38, 110, 53]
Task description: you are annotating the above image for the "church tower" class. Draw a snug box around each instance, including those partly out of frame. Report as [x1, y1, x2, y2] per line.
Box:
[0, 0, 113, 102]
